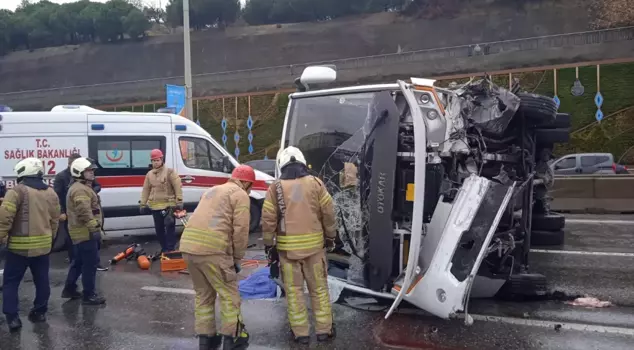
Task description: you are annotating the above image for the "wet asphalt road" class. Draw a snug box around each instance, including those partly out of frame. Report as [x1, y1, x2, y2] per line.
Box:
[1, 216, 634, 349]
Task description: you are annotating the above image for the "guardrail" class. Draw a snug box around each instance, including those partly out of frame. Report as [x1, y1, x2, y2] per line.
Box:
[551, 175, 634, 213]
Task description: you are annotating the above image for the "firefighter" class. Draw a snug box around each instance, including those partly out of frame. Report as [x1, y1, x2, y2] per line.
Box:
[54, 152, 107, 270]
[261, 146, 337, 344]
[61, 157, 106, 305]
[180, 165, 254, 350]
[140, 149, 183, 253]
[0, 158, 60, 332]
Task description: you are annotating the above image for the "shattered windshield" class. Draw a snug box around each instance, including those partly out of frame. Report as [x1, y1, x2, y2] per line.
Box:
[284, 91, 393, 285]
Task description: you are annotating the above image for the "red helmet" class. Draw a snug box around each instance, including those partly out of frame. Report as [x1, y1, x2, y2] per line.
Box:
[150, 149, 164, 160]
[231, 165, 256, 183]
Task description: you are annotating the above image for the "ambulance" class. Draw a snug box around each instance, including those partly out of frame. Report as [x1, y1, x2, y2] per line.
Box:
[0, 105, 274, 238]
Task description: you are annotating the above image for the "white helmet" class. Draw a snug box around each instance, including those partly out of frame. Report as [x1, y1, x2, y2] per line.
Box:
[70, 157, 96, 178]
[277, 146, 307, 170]
[14, 158, 44, 178]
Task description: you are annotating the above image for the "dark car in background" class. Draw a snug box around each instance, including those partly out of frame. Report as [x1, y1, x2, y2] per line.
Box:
[245, 159, 276, 177]
[551, 152, 629, 175]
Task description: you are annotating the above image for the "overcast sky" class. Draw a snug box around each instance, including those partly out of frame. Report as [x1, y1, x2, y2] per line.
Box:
[1, 0, 247, 11]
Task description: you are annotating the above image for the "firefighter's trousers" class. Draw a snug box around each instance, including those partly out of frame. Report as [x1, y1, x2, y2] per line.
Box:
[183, 253, 246, 337]
[280, 250, 333, 337]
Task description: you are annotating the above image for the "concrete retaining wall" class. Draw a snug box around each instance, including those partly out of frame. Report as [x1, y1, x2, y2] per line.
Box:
[551, 175, 634, 213]
[2, 27, 633, 110]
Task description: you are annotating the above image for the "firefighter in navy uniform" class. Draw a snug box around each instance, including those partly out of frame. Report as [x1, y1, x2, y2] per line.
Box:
[261, 146, 337, 344]
[61, 157, 106, 305]
[140, 149, 183, 253]
[180, 165, 255, 350]
[0, 158, 60, 332]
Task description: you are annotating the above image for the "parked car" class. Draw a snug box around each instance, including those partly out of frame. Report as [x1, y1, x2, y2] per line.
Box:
[245, 159, 276, 177]
[551, 153, 629, 175]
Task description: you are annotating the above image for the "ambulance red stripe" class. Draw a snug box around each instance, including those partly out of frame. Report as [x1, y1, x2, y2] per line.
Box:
[96, 175, 270, 191]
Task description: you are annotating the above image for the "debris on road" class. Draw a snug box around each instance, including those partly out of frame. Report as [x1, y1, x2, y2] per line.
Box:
[565, 297, 613, 308]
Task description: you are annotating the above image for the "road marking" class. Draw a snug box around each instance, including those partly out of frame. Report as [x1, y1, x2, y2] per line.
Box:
[566, 219, 634, 225]
[530, 249, 634, 257]
[142, 286, 195, 295]
[470, 314, 634, 336]
[142, 286, 281, 301]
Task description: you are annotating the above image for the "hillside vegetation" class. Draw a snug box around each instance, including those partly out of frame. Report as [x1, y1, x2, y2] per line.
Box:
[3, 0, 631, 57]
[102, 62, 634, 163]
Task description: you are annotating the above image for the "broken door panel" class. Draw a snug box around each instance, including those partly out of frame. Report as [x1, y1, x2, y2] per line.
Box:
[385, 81, 427, 318]
[399, 175, 515, 319]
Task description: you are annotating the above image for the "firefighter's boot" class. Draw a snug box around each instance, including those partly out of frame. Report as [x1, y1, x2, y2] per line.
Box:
[61, 287, 82, 300]
[6, 316, 22, 332]
[317, 323, 337, 342]
[28, 310, 47, 323]
[222, 334, 249, 350]
[198, 334, 222, 350]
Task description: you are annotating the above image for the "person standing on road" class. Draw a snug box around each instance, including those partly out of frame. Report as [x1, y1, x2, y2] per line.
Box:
[261, 146, 337, 344]
[0, 158, 60, 332]
[54, 153, 108, 271]
[61, 157, 106, 305]
[140, 149, 183, 253]
[180, 165, 255, 350]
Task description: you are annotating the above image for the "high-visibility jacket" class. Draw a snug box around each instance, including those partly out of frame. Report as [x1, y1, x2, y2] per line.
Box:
[179, 179, 250, 265]
[67, 180, 102, 244]
[140, 166, 183, 210]
[0, 184, 60, 257]
[261, 176, 336, 260]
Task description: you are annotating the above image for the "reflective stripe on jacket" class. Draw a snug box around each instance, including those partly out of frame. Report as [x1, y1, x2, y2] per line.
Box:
[140, 166, 183, 210]
[67, 180, 101, 244]
[0, 184, 60, 257]
[179, 180, 250, 264]
[261, 176, 336, 260]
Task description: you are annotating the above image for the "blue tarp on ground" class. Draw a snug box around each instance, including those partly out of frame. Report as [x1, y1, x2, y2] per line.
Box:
[239, 267, 277, 300]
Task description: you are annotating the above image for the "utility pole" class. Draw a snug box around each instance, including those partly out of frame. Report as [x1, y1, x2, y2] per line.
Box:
[182, 0, 194, 120]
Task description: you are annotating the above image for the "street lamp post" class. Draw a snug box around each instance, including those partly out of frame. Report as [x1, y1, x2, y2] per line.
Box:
[182, 0, 194, 120]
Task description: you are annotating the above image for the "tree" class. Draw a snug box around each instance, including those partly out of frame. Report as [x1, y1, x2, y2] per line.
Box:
[166, 0, 241, 29]
[242, 0, 408, 26]
[124, 8, 152, 39]
[0, 10, 13, 55]
[591, 0, 634, 29]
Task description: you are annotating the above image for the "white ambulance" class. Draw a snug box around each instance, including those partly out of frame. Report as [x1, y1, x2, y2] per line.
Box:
[0, 105, 274, 238]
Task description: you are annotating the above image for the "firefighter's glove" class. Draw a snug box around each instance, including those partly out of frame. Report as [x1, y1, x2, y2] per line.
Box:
[264, 245, 273, 256]
[234, 263, 242, 274]
[139, 205, 150, 215]
[325, 238, 336, 253]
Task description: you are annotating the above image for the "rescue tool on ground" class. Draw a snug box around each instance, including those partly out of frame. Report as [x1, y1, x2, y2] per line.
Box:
[276, 65, 571, 325]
